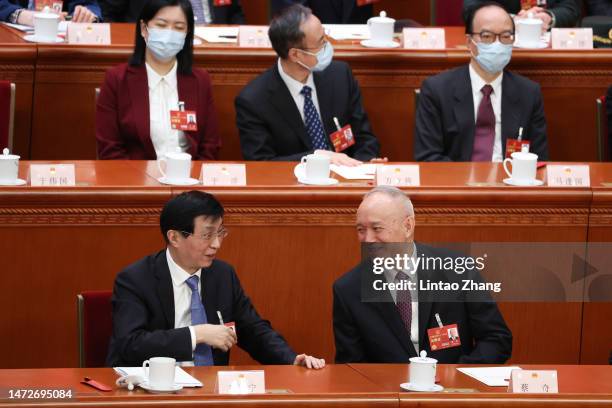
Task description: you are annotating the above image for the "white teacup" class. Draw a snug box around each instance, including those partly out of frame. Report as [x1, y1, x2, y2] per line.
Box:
[503, 151, 538, 182]
[409, 351, 437, 387]
[33, 8, 60, 42]
[142, 357, 175, 390]
[300, 153, 330, 182]
[515, 13, 543, 48]
[157, 151, 192, 181]
[0, 148, 19, 183]
[368, 11, 395, 45]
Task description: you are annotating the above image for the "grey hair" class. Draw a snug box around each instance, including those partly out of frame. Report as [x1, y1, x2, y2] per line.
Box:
[363, 186, 414, 217]
[268, 4, 312, 59]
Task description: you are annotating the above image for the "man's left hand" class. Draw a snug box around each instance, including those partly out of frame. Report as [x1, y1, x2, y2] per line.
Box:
[71, 5, 97, 23]
[293, 354, 326, 369]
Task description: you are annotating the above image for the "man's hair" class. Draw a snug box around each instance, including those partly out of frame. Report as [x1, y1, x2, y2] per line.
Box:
[363, 186, 414, 217]
[160, 191, 224, 243]
[268, 4, 312, 59]
[464, 1, 515, 34]
[129, 0, 195, 75]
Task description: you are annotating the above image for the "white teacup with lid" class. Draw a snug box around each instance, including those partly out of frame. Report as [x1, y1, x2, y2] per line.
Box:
[515, 12, 543, 48]
[0, 148, 24, 186]
[503, 145, 541, 185]
[401, 351, 444, 392]
[157, 148, 197, 185]
[367, 11, 395, 45]
[33, 6, 60, 43]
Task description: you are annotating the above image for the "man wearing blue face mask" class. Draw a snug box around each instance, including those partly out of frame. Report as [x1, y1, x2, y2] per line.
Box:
[235, 4, 382, 165]
[414, 1, 549, 162]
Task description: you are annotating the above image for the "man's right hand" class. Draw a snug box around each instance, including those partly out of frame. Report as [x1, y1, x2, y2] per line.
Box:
[314, 150, 362, 166]
[194, 324, 237, 352]
[16, 10, 35, 26]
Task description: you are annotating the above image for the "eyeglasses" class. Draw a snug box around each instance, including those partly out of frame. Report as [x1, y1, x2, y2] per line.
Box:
[469, 31, 515, 45]
[180, 228, 229, 242]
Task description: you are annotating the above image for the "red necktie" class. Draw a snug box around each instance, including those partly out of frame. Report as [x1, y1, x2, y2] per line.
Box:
[472, 84, 495, 162]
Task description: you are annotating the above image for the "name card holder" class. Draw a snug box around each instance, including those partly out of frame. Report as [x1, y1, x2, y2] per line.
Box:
[67, 23, 111, 44]
[508, 369, 558, 393]
[201, 163, 246, 186]
[551, 28, 593, 50]
[375, 165, 420, 187]
[30, 164, 76, 186]
[402, 28, 445, 49]
[546, 165, 590, 187]
[217, 370, 265, 394]
[238, 26, 271, 48]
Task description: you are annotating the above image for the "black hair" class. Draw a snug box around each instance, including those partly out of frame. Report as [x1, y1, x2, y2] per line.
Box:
[129, 0, 195, 75]
[268, 4, 313, 59]
[160, 191, 224, 243]
[464, 1, 515, 34]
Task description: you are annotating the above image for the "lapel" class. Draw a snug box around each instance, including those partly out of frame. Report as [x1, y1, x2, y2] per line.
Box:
[341, 0, 355, 23]
[501, 71, 521, 156]
[453, 66, 476, 161]
[156, 251, 175, 328]
[126, 65, 156, 158]
[313, 70, 335, 142]
[177, 71, 199, 156]
[415, 243, 434, 348]
[268, 64, 312, 149]
[200, 262, 219, 324]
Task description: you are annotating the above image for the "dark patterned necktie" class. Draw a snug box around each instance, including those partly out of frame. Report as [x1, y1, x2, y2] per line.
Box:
[472, 84, 495, 161]
[300, 85, 329, 150]
[395, 271, 412, 333]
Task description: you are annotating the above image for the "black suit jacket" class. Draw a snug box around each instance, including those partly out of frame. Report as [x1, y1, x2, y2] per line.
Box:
[99, 0, 244, 23]
[235, 61, 379, 161]
[106, 251, 296, 367]
[333, 243, 513, 364]
[271, 0, 373, 24]
[414, 65, 549, 162]
[463, 0, 581, 27]
[586, 0, 612, 16]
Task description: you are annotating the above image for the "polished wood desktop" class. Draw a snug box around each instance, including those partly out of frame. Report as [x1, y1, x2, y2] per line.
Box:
[0, 24, 610, 162]
[0, 365, 611, 407]
[0, 161, 610, 369]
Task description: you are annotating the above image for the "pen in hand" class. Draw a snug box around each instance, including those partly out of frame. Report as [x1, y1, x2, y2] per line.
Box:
[217, 310, 224, 325]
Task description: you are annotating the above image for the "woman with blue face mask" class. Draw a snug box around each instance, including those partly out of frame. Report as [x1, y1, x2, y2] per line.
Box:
[96, 0, 221, 160]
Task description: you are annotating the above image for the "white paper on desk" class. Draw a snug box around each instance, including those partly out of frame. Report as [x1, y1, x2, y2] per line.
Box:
[194, 26, 239, 43]
[331, 164, 376, 180]
[114, 367, 203, 387]
[457, 366, 521, 387]
[2, 21, 68, 33]
[324, 24, 370, 40]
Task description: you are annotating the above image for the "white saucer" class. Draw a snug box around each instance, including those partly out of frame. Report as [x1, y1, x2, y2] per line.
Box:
[400, 382, 444, 392]
[361, 39, 400, 48]
[157, 176, 200, 186]
[503, 177, 544, 186]
[297, 176, 339, 186]
[23, 34, 64, 43]
[139, 383, 183, 393]
[514, 41, 548, 49]
[0, 178, 26, 186]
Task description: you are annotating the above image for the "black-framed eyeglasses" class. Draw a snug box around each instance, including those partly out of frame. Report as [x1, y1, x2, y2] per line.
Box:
[180, 228, 229, 242]
[469, 31, 515, 45]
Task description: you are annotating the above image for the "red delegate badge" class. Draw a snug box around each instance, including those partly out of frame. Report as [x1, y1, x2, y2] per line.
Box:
[428, 324, 461, 351]
[330, 125, 356, 153]
[505, 139, 530, 159]
[357, 0, 381, 6]
[214, 0, 232, 5]
[170, 110, 198, 132]
[35, 0, 63, 12]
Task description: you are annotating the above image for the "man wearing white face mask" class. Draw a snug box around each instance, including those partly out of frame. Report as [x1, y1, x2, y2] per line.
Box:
[414, 1, 549, 162]
[235, 4, 382, 165]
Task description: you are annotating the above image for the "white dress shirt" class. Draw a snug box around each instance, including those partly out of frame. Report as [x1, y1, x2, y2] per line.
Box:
[382, 243, 420, 355]
[469, 64, 504, 162]
[146, 62, 189, 159]
[277, 58, 322, 123]
[166, 249, 200, 363]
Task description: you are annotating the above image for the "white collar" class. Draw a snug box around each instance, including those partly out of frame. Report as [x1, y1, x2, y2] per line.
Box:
[383, 242, 419, 283]
[166, 248, 201, 287]
[277, 58, 316, 100]
[469, 63, 503, 96]
[146, 61, 178, 90]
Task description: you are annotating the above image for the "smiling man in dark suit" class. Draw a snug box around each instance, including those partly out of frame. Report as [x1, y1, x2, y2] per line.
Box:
[98, 0, 244, 23]
[415, 2, 549, 162]
[271, 0, 374, 24]
[107, 191, 325, 368]
[235, 4, 380, 165]
[333, 186, 512, 363]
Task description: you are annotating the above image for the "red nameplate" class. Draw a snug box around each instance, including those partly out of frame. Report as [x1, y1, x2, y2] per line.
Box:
[357, 0, 381, 6]
[35, 0, 63, 12]
[505, 139, 530, 159]
[170, 110, 198, 132]
[427, 324, 461, 351]
[81, 377, 112, 392]
[330, 125, 356, 153]
[214, 0, 231, 5]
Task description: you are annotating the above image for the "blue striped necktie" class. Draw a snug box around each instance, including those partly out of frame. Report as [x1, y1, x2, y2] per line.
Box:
[185, 275, 214, 366]
[190, 0, 206, 24]
[300, 85, 329, 150]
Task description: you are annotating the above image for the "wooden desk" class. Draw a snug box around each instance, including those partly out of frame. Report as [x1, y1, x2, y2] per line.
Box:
[0, 25, 610, 162]
[0, 161, 608, 368]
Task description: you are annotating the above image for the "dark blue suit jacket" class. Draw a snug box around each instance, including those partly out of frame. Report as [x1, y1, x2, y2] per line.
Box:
[333, 243, 513, 364]
[586, 0, 612, 16]
[98, 0, 244, 23]
[463, 0, 581, 27]
[414, 64, 549, 162]
[106, 250, 296, 367]
[0, 0, 101, 21]
[271, 0, 373, 24]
